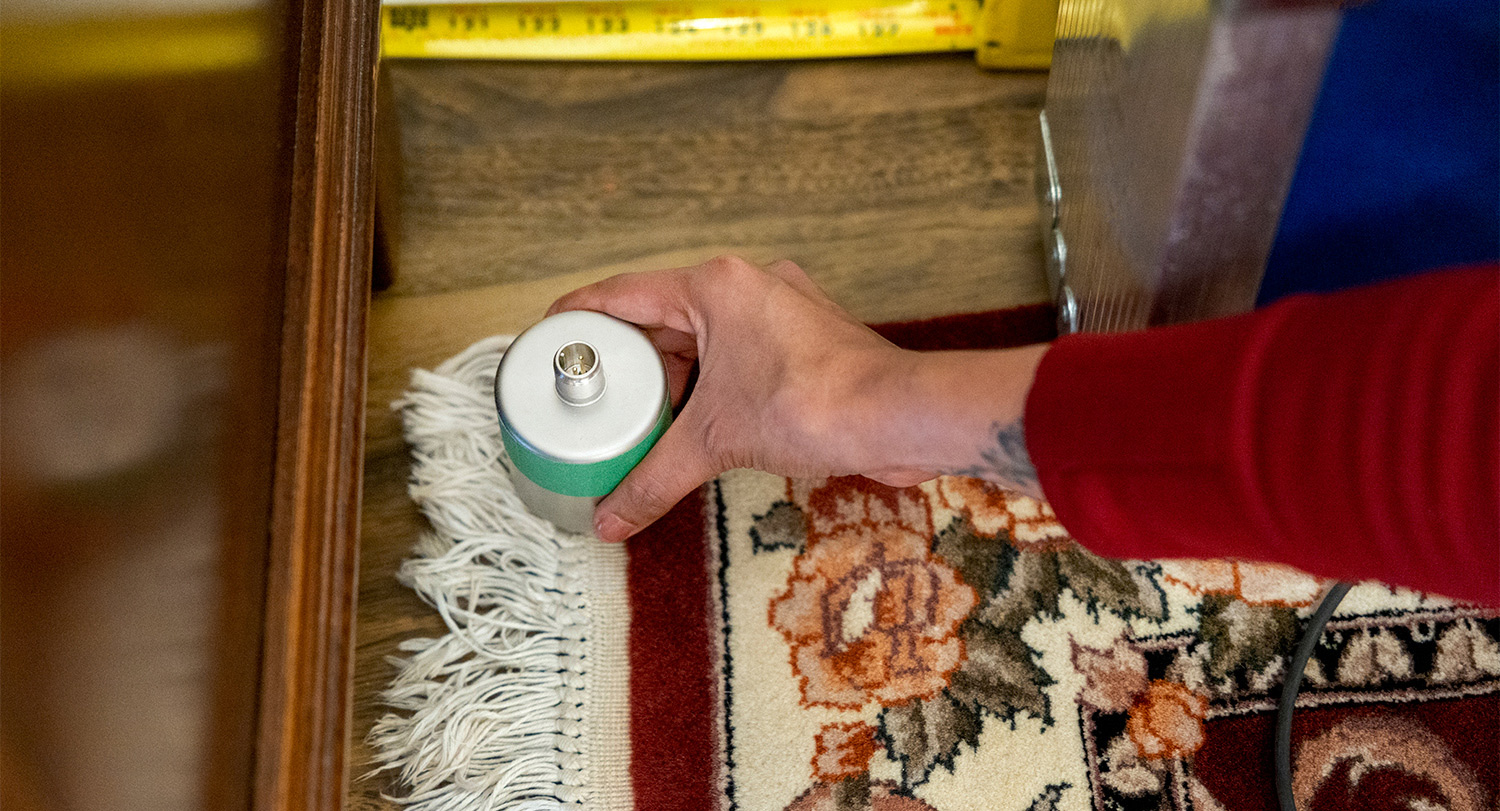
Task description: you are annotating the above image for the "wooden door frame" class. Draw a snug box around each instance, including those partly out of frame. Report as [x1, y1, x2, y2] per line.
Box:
[255, 0, 379, 808]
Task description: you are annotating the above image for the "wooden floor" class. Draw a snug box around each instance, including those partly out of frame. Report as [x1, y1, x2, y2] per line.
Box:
[350, 54, 1052, 809]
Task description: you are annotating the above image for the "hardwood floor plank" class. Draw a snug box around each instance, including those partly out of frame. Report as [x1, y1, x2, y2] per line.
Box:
[381, 55, 1048, 298]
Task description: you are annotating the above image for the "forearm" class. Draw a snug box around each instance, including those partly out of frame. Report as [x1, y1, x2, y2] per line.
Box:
[852, 343, 1050, 498]
[1025, 266, 1498, 604]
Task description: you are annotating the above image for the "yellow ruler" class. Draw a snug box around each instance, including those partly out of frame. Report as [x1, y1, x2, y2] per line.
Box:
[381, 0, 982, 60]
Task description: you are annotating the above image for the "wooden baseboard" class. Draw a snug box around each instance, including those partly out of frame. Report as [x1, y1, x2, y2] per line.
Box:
[255, 0, 379, 808]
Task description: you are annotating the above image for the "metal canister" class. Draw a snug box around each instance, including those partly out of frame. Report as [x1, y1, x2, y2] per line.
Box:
[494, 310, 670, 534]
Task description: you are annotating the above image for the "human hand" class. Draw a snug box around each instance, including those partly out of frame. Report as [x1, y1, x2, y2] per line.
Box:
[548, 256, 931, 541]
[548, 255, 1048, 542]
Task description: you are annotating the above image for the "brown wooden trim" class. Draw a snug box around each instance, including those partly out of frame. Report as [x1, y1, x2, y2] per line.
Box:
[372, 61, 405, 293]
[255, 0, 379, 808]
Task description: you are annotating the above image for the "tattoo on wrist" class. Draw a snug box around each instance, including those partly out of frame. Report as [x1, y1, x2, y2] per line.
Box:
[954, 418, 1041, 498]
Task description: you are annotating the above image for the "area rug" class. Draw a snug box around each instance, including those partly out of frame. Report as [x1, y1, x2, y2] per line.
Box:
[368, 303, 1500, 811]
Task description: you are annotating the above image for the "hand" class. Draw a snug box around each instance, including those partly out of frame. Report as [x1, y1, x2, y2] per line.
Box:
[549, 256, 929, 541]
[548, 255, 1049, 542]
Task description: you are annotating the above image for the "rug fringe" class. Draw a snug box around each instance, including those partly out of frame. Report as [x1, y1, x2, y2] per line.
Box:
[366, 336, 595, 811]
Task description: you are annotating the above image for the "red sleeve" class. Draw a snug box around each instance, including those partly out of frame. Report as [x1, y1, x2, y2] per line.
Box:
[1025, 265, 1499, 605]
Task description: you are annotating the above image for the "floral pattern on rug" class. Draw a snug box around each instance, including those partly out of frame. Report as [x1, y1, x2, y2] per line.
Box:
[768, 483, 976, 710]
[711, 470, 1500, 811]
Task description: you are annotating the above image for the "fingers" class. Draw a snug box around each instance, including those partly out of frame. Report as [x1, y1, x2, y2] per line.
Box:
[550, 257, 823, 332]
[643, 325, 698, 357]
[593, 419, 718, 543]
[547, 268, 697, 334]
[661, 351, 697, 408]
[763, 259, 834, 304]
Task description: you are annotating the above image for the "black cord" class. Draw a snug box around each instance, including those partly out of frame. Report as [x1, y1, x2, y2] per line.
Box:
[1275, 580, 1353, 811]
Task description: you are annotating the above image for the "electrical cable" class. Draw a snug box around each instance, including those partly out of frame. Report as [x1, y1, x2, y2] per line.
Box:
[1275, 580, 1353, 811]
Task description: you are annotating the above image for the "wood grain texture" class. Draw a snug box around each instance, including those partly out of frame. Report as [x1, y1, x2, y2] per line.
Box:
[255, 0, 379, 809]
[351, 54, 1053, 810]
[382, 56, 1049, 304]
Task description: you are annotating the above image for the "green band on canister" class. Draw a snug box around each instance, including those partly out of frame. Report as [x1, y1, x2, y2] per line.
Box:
[500, 401, 671, 498]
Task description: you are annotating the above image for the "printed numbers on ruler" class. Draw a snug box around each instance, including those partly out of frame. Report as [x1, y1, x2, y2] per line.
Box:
[381, 0, 980, 60]
[387, 5, 431, 32]
[791, 19, 833, 38]
[587, 12, 630, 34]
[516, 10, 561, 34]
[654, 14, 766, 38]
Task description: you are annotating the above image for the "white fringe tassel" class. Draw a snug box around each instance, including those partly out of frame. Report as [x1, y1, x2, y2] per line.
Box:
[367, 336, 595, 811]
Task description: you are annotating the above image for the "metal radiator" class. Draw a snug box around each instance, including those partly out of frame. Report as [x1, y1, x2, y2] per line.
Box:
[1038, 0, 1342, 333]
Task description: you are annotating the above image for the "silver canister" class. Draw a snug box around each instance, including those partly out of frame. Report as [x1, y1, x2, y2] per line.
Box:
[494, 310, 670, 534]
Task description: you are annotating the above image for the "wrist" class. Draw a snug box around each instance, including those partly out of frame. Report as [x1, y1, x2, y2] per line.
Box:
[853, 343, 1049, 494]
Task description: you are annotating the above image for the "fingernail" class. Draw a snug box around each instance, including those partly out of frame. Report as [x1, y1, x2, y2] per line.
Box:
[595, 512, 633, 543]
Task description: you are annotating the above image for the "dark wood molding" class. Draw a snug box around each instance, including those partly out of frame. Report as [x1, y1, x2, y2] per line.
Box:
[255, 0, 379, 808]
[372, 61, 405, 293]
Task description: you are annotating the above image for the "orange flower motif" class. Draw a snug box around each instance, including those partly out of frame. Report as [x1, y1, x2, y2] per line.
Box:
[936, 476, 1072, 550]
[770, 524, 977, 709]
[794, 476, 934, 543]
[1126, 680, 1209, 760]
[1159, 559, 1324, 607]
[812, 722, 881, 781]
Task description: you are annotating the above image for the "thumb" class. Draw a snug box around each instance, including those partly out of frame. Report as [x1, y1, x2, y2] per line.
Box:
[593, 421, 716, 542]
